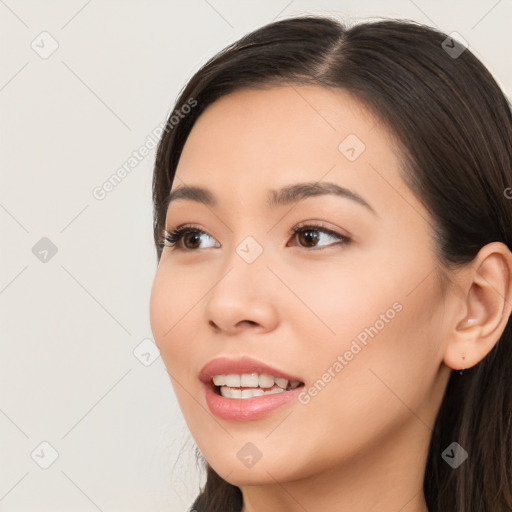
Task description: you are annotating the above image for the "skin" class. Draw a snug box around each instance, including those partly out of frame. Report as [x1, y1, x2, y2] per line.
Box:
[149, 85, 512, 512]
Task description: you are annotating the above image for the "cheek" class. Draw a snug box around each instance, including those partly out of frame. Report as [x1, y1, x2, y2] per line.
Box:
[149, 268, 172, 350]
[275, 254, 402, 345]
[310, 270, 444, 427]
[149, 267, 207, 423]
[275, 294, 443, 480]
[149, 264, 200, 370]
[284, 251, 444, 425]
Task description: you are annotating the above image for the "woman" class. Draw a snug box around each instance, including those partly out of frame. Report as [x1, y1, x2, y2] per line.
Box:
[149, 15, 512, 512]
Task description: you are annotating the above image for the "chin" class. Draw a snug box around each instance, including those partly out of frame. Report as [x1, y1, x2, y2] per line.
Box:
[205, 451, 313, 488]
[219, 466, 286, 487]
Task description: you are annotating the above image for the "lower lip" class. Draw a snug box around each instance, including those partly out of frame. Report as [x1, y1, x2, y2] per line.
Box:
[203, 382, 304, 421]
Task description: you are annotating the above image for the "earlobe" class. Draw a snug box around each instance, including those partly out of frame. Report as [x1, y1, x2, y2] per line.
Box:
[442, 242, 512, 372]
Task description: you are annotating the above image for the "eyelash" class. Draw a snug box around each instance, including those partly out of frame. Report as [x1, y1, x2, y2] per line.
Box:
[160, 222, 351, 252]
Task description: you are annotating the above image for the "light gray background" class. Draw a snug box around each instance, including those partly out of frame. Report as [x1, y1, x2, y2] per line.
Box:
[1, 1, 510, 511]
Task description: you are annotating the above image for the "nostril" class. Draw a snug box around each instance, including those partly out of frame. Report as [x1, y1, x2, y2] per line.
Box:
[238, 320, 258, 327]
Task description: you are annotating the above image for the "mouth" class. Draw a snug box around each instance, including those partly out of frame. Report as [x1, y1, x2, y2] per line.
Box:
[211, 373, 304, 399]
[199, 356, 306, 419]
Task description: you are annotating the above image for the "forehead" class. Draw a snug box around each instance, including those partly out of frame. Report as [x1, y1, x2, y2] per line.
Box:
[181, 85, 379, 163]
[171, 85, 416, 220]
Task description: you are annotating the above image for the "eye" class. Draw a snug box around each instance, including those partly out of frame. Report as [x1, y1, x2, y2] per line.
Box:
[161, 224, 219, 251]
[160, 222, 351, 252]
[289, 222, 351, 249]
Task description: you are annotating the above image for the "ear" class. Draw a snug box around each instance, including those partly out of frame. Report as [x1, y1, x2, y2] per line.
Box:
[443, 242, 512, 371]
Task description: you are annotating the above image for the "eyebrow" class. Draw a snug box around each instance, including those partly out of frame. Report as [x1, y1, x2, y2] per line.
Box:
[165, 181, 377, 215]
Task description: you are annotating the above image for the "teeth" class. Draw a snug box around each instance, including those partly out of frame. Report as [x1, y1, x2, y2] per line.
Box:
[241, 388, 264, 399]
[212, 373, 304, 398]
[220, 386, 285, 399]
[275, 377, 288, 389]
[212, 375, 225, 386]
[240, 373, 259, 387]
[212, 373, 294, 389]
[259, 374, 275, 388]
[229, 388, 242, 399]
[225, 374, 241, 387]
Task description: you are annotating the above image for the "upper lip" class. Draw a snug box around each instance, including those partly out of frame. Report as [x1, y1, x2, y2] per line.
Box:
[199, 356, 304, 384]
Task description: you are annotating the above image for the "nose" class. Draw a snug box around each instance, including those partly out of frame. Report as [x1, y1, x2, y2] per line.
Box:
[203, 248, 279, 336]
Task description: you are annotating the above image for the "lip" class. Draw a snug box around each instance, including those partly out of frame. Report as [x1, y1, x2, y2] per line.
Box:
[200, 356, 305, 422]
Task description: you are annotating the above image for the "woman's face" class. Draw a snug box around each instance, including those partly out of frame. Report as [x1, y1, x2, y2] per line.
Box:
[150, 85, 453, 486]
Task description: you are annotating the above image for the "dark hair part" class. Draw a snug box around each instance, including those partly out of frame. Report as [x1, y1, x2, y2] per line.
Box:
[152, 15, 512, 512]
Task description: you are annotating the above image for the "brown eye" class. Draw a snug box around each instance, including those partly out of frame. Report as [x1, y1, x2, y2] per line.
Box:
[297, 228, 320, 248]
[290, 224, 351, 249]
[162, 225, 219, 251]
[182, 231, 202, 249]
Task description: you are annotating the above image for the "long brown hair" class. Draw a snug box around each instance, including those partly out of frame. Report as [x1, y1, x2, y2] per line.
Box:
[152, 15, 512, 512]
